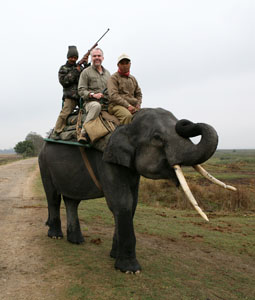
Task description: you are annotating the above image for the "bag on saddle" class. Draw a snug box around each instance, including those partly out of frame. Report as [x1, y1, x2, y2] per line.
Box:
[59, 125, 77, 141]
[84, 111, 120, 143]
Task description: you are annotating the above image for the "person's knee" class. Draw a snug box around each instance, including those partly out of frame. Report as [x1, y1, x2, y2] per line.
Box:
[92, 101, 101, 112]
[121, 114, 133, 124]
[85, 101, 102, 123]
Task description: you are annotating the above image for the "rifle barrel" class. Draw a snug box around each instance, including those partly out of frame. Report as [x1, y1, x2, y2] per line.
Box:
[95, 28, 110, 44]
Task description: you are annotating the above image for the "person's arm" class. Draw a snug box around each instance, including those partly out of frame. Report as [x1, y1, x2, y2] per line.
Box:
[78, 69, 91, 100]
[134, 78, 142, 108]
[58, 66, 80, 88]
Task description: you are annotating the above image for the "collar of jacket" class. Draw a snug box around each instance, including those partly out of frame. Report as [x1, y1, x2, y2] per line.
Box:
[66, 61, 77, 67]
[92, 65, 105, 74]
[118, 69, 130, 77]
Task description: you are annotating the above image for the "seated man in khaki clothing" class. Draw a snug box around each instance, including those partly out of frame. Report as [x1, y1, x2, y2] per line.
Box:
[107, 54, 142, 124]
[78, 48, 110, 141]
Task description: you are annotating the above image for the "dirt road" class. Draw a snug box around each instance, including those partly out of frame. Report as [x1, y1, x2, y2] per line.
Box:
[0, 158, 56, 300]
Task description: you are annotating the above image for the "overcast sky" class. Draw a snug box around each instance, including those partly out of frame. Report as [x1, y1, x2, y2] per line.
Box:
[0, 0, 254, 149]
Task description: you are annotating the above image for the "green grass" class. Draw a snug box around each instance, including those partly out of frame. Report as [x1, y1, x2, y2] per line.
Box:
[34, 149, 255, 300]
[39, 199, 255, 300]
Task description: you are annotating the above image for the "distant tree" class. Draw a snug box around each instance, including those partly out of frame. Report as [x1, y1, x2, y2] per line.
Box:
[25, 132, 44, 155]
[14, 140, 35, 157]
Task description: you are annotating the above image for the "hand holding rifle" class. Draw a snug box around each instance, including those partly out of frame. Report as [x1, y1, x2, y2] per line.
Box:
[77, 28, 110, 66]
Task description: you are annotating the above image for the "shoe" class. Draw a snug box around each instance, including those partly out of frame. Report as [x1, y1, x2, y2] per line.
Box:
[51, 132, 61, 140]
[78, 136, 87, 143]
[78, 130, 90, 144]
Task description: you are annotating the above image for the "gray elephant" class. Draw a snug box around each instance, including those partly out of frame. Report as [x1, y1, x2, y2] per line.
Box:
[38, 108, 236, 273]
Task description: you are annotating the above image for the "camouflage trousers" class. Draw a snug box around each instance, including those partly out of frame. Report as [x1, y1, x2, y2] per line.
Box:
[54, 98, 77, 133]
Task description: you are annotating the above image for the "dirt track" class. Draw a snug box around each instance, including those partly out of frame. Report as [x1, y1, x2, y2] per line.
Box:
[0, 158, 57, 300]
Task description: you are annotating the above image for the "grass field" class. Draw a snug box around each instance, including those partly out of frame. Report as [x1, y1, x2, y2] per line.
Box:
[0, 153, 22, 165]
[33, 149, 255, 300]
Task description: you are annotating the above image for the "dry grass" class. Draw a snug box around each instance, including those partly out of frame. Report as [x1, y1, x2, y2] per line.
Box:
[139, 177, 255, 212]
[0, 153, 22, 165]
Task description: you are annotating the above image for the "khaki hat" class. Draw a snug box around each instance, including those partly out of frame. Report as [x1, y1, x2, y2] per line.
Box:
[117, 54, 131, 64]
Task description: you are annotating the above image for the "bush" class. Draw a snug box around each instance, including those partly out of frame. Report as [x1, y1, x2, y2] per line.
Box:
[14, 140, 35, 157]
[25, 132, 44, 155]
[14, 132, 44, 157]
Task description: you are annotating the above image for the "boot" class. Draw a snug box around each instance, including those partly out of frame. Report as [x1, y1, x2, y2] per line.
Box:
[51, 132, 61, 140]
[78, 129, 90, 144]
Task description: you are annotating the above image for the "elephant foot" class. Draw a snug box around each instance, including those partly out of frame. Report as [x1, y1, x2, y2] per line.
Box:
[115, 257, 141, 273]
[46, 219, 63, 239]
[67, 230, 85, 244]
[48, 228, 63, 239]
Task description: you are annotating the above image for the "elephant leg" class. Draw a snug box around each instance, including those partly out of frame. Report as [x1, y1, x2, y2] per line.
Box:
[46, 193, 63, 238]
[63, 196, 84, 244]
[110, 225, 117, 259]
[114, 208, 141, 273]
[111, 175, 140, 263]
[40, 172, 63, 239]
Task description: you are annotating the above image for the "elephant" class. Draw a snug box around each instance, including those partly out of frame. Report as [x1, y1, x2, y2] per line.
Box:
[38, 107, 236, 273]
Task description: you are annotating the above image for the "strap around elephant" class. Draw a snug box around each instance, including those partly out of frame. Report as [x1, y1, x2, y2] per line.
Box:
[79, 147, 102, 191]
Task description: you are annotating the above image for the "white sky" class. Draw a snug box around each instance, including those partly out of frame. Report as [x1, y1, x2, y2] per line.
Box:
[0, 0, 254, 149]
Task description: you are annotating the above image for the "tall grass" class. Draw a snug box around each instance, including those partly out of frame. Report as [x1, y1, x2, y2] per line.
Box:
[139, 178, 255, 212]
[139, 150, 255, 212]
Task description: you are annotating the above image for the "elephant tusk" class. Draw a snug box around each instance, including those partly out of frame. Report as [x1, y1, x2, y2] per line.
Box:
[173, 165, 209, 222]
[193, 165, 237, 192]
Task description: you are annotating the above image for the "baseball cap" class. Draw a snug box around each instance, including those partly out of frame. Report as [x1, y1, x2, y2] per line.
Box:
[117, 54, 131, 64]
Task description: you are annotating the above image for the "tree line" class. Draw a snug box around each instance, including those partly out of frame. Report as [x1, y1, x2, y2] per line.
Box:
[14, 132, 44, 157]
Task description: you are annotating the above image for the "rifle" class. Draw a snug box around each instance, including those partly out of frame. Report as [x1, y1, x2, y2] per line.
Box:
[77, 28, 110, 66]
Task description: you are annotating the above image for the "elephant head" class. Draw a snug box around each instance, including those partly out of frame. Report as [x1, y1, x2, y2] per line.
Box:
[103, 108, 236, 221]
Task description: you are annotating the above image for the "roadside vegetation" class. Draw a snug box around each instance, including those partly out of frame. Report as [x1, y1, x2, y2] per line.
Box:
[14, 131, 44, 157]
[0, 154, 22, 165]
[32, 149, 255, 300]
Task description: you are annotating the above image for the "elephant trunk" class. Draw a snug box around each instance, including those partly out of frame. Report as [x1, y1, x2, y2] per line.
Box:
[173, 119, 219, 166]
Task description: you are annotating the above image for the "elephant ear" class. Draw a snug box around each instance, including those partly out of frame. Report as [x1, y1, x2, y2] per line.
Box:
[103, 125, 135, 168]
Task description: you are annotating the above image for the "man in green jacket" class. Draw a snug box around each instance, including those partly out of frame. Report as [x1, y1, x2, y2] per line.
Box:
[51, 46, 89, 140]
[78, 48, 110, 123]
[107, 54, 142, 124]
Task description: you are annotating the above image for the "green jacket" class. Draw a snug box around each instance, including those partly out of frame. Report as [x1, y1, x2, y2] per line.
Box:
[78, 65, 111, 101]
[58, 61, 87, 101]
[107, 72, 142, 109]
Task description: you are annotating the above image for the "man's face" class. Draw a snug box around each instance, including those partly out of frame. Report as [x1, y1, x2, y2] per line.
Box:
[68, 56, 78, 64]
[91, 49, 104, 67]
[118, 59, 131, 73]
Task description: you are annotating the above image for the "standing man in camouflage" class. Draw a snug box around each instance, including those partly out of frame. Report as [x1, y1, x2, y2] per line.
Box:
[51, 46, 89, 140]
[107, 54, 142, 124]
[78, 48, 110, 139]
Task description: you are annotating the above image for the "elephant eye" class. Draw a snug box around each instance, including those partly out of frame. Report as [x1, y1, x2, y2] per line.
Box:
[151, 133, 164, 146]
[154, 134, 161, 140]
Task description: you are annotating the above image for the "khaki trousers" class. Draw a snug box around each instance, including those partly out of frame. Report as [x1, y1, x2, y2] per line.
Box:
[84, 101, 101, 123]
[108, 105, 132, 125]
[54, 98, 77, 133]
